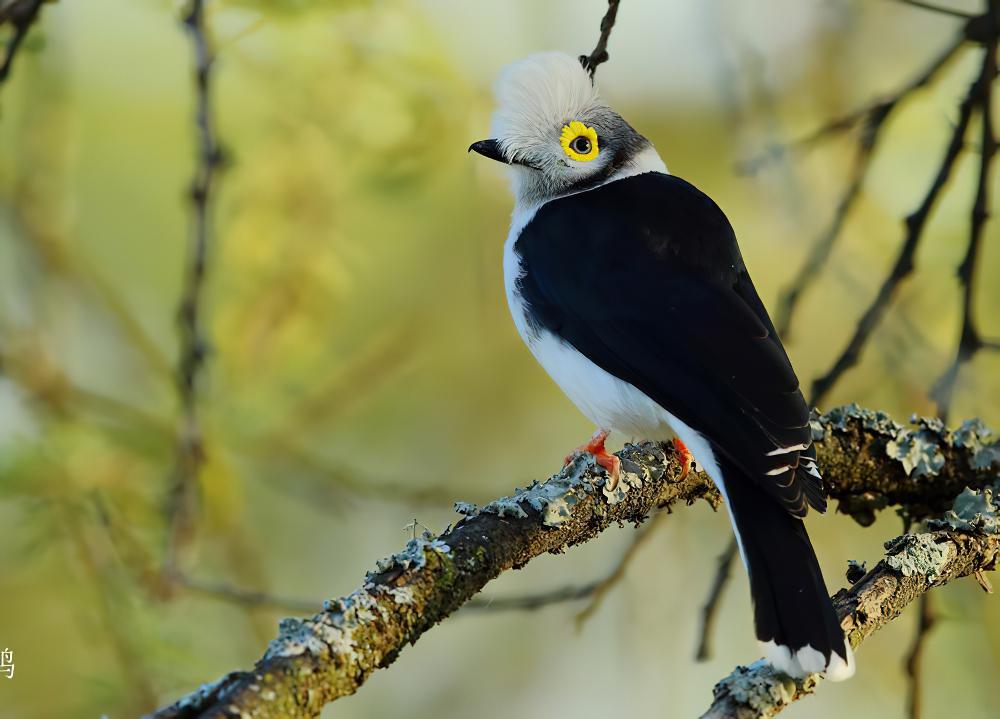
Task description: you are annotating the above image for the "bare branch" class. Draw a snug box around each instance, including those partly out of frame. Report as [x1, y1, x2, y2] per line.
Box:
[579, 0, 621, 77]
[738, 35, 963, 176]
[166, 0, 224, 566]
[695, 537, 739, 661]
[465, 582, 600, 612]
[904, 593, 937, 719]
[0, 0, 43, 85]
[171, 572, 321, 614]
[931, 29, 997, 420]
[574, 507, 667, 627]
[896, 0, 978, 20]
[810, 55, 988, 406]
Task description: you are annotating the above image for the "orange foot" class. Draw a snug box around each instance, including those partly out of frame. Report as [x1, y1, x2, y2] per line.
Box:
[673, 437, 694, 480]
[565, 428, 622, 491]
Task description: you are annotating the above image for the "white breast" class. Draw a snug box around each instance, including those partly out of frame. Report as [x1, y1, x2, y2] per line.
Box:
[502, 146, 678, 441]
[502, 225, 671, 442]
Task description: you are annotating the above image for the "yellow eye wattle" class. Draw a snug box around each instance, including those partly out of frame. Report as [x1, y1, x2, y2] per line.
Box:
[560, 121, 599, 162]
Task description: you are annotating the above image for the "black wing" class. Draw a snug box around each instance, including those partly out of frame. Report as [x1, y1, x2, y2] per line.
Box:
[515, 172, 824, 516]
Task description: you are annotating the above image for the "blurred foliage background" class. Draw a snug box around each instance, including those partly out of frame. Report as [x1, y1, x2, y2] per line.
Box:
[0, 0, 998, 717]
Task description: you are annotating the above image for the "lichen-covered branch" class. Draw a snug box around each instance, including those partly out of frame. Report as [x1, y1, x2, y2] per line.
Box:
[815, 405, 1000, 526]
[148, 407, 999, 719]
[703, 482, 1000, 718]
[149, 442, 713, 719]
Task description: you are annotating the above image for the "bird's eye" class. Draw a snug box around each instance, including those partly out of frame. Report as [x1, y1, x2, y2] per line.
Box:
[560, 120, 599, 162]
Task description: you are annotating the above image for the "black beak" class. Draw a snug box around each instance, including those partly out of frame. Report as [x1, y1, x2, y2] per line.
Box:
[468, 139, 510, 165]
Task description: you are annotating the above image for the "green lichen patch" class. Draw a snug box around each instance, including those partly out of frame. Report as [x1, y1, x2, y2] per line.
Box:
[712, 660, 811, 715]
[818, 404, 903, 438]
[928, 484, 1000, 535]
[817, 407, 999, 479]
[883, 533, 953, 582]
[602, 454, 647, 506]
[949, 418, 1000, 471]
[265, 535, 453, 663]
[382, 586, 416, 605]
[453, 501, 478, 516]
[266, 589, 392, 662]
[368, 533, 452, 579]
[461, 453, 603, 527]
[452, 441, 676, 526]
[265, 613, 356, 661]
[886, 428, 946, 478]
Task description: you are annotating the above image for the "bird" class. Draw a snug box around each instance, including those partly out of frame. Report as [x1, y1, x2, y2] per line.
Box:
[469, 51, 854, 681]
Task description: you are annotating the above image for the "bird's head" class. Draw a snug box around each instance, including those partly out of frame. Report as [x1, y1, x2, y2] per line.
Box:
[470, 51, 659, 207]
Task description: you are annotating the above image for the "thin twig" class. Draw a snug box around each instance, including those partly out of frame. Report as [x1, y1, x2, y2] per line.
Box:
[62, 501, 159, 713]
[252, 439, 468, 509]
[465, 582, 600, 611]
[172, 572, 321, 614]
[695, 537, 739, 661]
[166, 0, 223, 568]
[574, 507, 668, 628]
[774, 110, 885, 338]
[904, 593, 937, 719]
[0, 0, 43, 85]
[736, 106, 870, 175]
[773, 33, 965, 337]
[809, 60, 986, 406]
[896, 0, 978, 20]
[579, 0, 621, 77]
[737, 36, 963, 176]
[931, 28, 997, 421]
[914, 23, 999, 713]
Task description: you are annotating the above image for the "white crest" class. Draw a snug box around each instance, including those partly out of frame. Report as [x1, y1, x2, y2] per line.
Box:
[490, 51, 600, 162]
[486, 51, 663, 208]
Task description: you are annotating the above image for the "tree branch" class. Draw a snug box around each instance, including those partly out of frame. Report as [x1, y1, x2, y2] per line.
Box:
[0, 0, 44, 86]
[809, 49, 989, 406]
[579, 0, 621, 77]
[696, 537, 740, 661]
[166, 0, 223, 567]
[147, 407, 1000, 719]
[931, 19, 997, 420]
[703, 520, 999, 718]
[904, 592, 937, 719]
[772, 32, 965, 338]
[896, 0, 978, 21]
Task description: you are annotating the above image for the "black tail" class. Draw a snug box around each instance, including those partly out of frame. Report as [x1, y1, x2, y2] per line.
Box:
[715, 452, 854, 680]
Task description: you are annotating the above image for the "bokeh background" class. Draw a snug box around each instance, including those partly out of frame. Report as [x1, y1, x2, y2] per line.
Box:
[1, 0, 998, 717]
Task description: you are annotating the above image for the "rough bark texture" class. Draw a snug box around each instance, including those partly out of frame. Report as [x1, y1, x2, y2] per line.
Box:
[703, 529, 999, 718]
[148, 407, 1000, 719]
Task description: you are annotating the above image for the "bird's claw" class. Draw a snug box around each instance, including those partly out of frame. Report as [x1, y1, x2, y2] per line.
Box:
[566, 429, 621, 490]
[673, 437, 694, 480]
